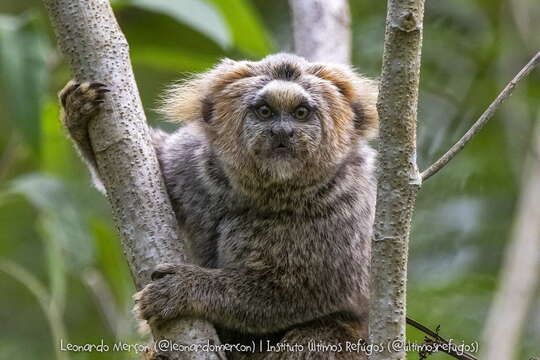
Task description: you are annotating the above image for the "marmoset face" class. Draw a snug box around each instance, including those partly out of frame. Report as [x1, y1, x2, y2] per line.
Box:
[240, 79, 325, 180]
[162, 53, 378, 183]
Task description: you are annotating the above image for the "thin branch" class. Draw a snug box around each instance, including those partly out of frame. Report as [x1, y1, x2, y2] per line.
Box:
[406, 317, 478, 360]
[421, 51, 540, 182]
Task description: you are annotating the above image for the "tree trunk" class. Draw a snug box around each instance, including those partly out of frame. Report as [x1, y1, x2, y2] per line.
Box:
[289, 0, 351, 64]
[369, 1, 425, 359]
[41, 1, 222, 359]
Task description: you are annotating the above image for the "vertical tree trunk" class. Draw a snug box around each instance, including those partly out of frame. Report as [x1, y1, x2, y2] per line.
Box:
[289, 0, 351, 64]
[369, 1, 425, 359]
[41, 1, 222, 359]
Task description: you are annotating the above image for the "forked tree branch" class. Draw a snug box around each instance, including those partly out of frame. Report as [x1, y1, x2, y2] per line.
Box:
[421, 51, 540, 182]
[41, 1, 222, 359]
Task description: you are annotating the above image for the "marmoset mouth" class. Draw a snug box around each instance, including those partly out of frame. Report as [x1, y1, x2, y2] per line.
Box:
[271, 144, 293, 157]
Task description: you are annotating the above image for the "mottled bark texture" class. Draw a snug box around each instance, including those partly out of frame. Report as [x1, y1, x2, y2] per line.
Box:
[369, 1, 425, 360]
[289, 0, 351, 64]
[42, 1, 222, 359]
[481, 120, 540, 360]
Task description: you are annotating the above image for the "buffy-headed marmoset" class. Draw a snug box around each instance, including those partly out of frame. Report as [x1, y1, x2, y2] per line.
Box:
[59, 54, 378, 359]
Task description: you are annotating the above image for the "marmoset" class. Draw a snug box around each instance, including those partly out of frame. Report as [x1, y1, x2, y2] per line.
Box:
[59, 53, 378, 359]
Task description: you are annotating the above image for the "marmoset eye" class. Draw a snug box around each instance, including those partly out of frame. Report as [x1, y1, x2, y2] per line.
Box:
[293, 106, 310, 120]
[256, 104, 273, 119]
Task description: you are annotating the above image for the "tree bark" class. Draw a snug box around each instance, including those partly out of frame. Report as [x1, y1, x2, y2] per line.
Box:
[41, 1, 222, 359]
[481, 119, 540, 360]
[369, 1, 425, 359]
[289, 0, 351, 64]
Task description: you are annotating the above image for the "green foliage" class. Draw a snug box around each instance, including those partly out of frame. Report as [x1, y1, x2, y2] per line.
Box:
[0, 1, 538, 359]
[208, 0, 272, 57]
[0, 12, 49, 154]
[128, 0, 232, 49]
[0, 259, 68, 360]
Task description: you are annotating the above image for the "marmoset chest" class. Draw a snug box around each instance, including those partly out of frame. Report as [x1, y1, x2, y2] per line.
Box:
[178, 182, 368, 274]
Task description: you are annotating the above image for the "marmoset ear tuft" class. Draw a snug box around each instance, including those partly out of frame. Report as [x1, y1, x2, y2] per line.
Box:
[307, 63, 379, 139]
[158, 58, 255, 124]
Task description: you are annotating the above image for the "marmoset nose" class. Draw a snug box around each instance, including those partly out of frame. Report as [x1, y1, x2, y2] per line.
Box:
[270, 123, 295, 140]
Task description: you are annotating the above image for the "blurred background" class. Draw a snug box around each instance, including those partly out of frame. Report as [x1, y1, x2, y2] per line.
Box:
[0, 0, 539, 359]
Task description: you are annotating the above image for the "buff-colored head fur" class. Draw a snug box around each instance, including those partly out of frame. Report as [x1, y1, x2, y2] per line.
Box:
[159, 53, 378, 184]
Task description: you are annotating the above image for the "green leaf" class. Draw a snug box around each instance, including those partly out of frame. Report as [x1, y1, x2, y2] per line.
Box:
[38, 215, 68, 313]
[0, 259, 69, 360]
[8, 174, 94, 270]
[0, 13, 50, 154]
[131, 46, 217, 73]
[91, 219, 134, 307]
[40, 99, 80, 178]
[120, 7, 226, 74]
[208, 0, 273, 56]
[129, 0, 232, 49]
[8, 174, 95, 314]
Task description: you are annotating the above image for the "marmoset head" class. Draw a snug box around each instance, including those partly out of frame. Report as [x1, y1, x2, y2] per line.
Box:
[161, 53, 378, 184]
